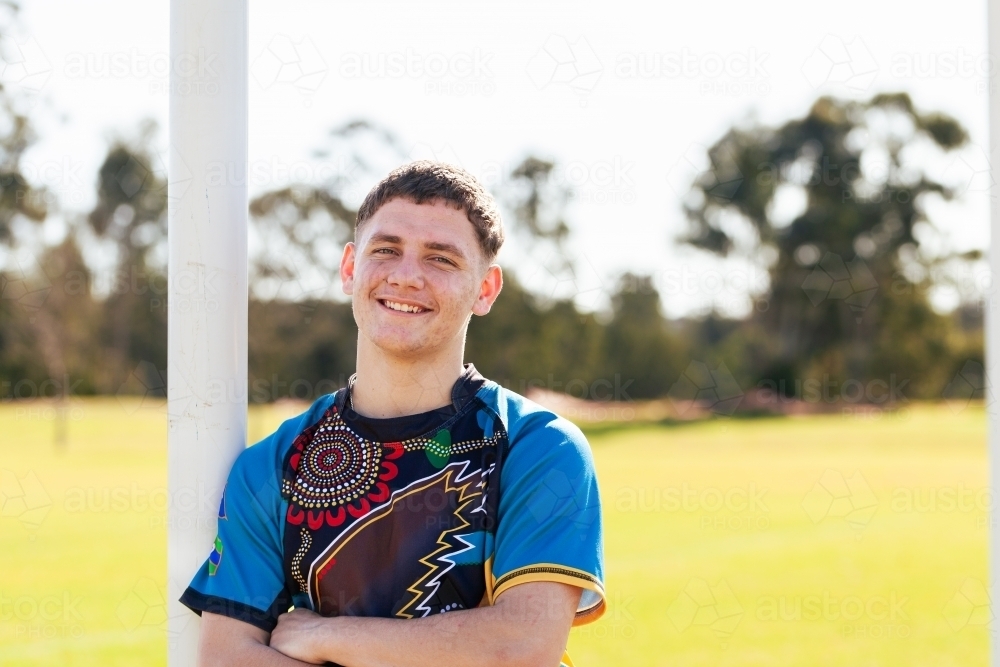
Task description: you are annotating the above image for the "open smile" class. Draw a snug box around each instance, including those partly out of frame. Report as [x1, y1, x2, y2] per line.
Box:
[377, 298, 432, 315]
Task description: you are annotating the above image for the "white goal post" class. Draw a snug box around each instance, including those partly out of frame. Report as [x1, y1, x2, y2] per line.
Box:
[167, 0, 248, 663]
[990, 1, 1000, 665]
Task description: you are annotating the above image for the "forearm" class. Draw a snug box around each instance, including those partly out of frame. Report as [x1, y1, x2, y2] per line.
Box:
[324, 606, 543, 667]
[198, 612, 317, 667]
[318, 584, 577, 667]
[201, 641, 317, 667]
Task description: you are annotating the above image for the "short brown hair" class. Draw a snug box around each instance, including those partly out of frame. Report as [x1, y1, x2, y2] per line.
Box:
[356, 160, 505, 263]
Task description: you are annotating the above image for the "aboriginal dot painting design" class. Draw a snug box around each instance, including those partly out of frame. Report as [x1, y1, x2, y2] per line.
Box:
[283, 410, 384, 510]
[281, 399, 506, 617]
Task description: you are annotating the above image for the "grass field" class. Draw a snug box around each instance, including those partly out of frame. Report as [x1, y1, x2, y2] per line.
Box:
[0, 399, 988, 666]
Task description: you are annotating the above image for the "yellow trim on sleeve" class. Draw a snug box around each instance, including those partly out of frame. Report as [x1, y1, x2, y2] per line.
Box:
[484, 555, 495, 604]
[489, 563, 606, 626]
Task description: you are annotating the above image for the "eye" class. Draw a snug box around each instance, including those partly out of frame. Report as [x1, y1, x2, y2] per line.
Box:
[431, 256, 456, 266]
[373, 247, 396, 255]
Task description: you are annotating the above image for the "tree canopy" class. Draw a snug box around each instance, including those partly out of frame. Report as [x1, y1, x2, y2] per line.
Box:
[681, 93, 980, 395]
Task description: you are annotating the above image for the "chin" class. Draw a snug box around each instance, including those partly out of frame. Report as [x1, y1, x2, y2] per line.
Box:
[369, 329, 432, 356]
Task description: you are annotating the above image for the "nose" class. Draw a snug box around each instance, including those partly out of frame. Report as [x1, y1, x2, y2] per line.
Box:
[385, 251, 425, 290]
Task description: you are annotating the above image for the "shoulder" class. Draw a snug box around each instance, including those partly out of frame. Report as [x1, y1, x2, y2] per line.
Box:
[476, 381, 592, 464]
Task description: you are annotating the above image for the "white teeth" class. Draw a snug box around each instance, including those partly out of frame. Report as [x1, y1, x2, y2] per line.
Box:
[383, 300, 424, 313]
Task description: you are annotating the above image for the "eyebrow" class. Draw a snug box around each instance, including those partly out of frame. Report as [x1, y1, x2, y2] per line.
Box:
[425, 240, 466, 258]
[368, 233, 403, 245]
[367, 233, 467, 260]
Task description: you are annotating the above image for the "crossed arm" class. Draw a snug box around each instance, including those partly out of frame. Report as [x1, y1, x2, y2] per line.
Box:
[198, 581, 581, 667]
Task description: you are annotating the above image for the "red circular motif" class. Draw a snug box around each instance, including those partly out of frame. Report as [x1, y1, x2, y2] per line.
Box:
[289, 409, 383, 509]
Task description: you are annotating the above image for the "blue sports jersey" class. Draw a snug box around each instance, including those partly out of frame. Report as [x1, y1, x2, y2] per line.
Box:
[181, 364, 605, 663]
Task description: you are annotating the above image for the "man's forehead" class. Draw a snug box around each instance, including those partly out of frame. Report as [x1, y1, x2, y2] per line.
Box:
[358, 199, 477, 250]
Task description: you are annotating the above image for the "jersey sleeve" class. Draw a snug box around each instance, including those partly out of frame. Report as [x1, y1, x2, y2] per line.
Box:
[179, 396, 334, 632]
[178, 441, 289, 631]
[489, 408, 606, 625]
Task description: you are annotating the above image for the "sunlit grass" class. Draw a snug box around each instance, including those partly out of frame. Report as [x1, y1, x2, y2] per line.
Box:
[0, 399, 986, 666]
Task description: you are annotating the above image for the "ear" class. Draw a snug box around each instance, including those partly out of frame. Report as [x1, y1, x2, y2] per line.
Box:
[340, 242, 356, 296]
[472, 264, 503, 316]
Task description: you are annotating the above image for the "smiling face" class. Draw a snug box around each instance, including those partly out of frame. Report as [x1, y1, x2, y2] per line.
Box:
[340, 197, 503, 360]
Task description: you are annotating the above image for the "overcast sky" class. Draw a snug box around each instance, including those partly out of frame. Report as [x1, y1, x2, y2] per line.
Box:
[8, 0, 991, 316]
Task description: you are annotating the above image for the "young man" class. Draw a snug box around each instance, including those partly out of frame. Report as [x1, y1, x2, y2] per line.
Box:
[180, 161, 605, 667]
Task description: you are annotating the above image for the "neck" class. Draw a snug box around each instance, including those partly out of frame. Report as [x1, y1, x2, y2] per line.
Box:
[350, 337, 466, 419]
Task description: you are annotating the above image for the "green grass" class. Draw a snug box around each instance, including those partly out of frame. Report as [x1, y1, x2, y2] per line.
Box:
[0, 399, 987, 666]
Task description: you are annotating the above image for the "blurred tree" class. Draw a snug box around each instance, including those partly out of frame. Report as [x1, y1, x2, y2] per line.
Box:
[86, 120, 167, 382]
[248, 299, 357, 404]
[496, 156, 573, 276]
[466, 272, 604, 394]
[600, 274, 688, 399]
[0, 98, 45, 245]
[0, 2, 77, 430]
[4, 102, 980, 408]
[0, 0, 48, 247]
[682, 93, 977, 393]
[248, 120, 401, 303]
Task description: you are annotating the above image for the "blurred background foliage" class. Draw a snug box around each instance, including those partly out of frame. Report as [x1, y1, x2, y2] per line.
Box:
[0, 90, 984, 404]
